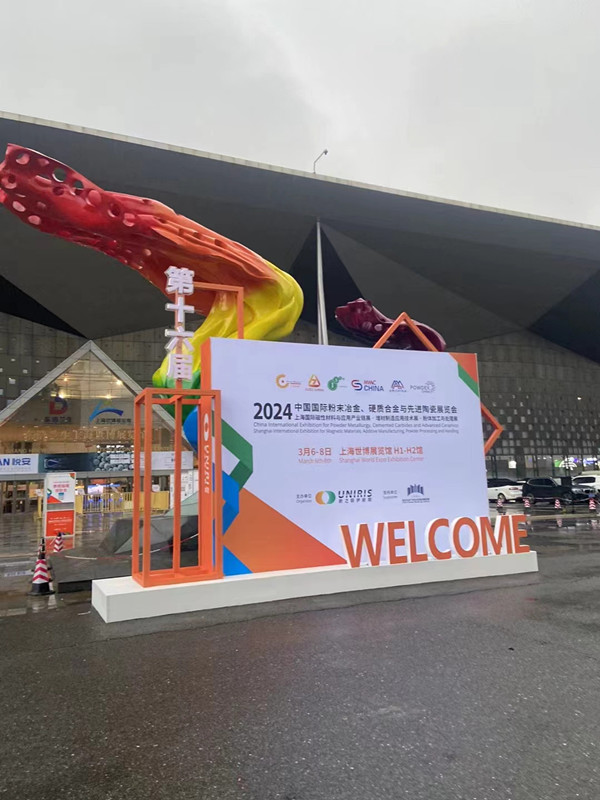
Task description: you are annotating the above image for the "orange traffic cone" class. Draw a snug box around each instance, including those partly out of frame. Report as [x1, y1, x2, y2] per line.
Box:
[53, 532, 64, 553]
[589, 496, 597, 512]
[29, 543, 54, 596]
[523, 496, 531, 511]
[554, 498, 562, 511]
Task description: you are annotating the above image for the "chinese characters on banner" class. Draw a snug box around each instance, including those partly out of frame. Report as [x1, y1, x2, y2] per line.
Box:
[43, 471, 76, 550]
[205, 338, 492, 567]
[165, 266, 196, 383]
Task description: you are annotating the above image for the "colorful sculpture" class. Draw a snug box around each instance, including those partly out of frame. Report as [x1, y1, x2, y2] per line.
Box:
[335, 298, 446, 351]
[0, 145, 447, 388]
[0, 145, 303, 389]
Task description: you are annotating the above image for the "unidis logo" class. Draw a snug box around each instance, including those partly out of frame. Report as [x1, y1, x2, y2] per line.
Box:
[89, 401, 124, 423]
[403, 483, 430, 504]
[327, 376, 344, 391]
[308, 375, 321, 389]
[49, 396, 68, 415]
[351, 379, 383, 392]
[276, 374, 301, 389]
[315, 490, 336, 505]
[390, 380, 406, 392]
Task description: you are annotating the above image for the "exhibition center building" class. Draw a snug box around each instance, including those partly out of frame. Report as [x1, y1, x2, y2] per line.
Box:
[1, 111, 600, 514]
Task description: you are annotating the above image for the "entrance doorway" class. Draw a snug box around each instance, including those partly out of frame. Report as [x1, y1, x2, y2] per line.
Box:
[0, 481, 42, 514]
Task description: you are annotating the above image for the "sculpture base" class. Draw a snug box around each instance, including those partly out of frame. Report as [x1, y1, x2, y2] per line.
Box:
[92, 552, 538, 623]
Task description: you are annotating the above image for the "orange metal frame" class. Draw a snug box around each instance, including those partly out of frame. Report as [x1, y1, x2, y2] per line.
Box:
[131, 387, 223, 588]
[372, 311, 503, 454]
[193, 281, 244, 340]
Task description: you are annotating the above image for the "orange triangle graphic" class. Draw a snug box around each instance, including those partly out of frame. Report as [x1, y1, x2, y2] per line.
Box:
[224, 489, 347, 573]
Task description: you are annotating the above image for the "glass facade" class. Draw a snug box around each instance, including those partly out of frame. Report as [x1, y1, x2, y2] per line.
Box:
[2, 312, 600, 488]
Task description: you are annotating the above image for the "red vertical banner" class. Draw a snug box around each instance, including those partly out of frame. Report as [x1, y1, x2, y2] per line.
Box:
[44, 472, 76, 551]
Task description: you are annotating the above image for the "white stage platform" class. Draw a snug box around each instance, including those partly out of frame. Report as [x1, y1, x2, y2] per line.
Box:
[92, 551, 538, 623]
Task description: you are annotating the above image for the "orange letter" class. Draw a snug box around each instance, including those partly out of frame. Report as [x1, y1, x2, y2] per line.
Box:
[407, 520, 428, 563]
[340, 522, 385, 567]
[388, 521, 408, 564]
[478, 517, 494, 556]
[426, 518, 451, 560]
[483, 515, 513, 555]
[511, 514, 530, 553]
[451, 517, 480, 558]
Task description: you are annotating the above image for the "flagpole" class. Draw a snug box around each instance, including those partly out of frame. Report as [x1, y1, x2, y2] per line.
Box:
[316, 218, 328, 345]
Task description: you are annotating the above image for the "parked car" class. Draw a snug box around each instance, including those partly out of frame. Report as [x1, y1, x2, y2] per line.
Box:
[520, 477, 596, 505]
[572, 474, 600, 493]
[487, 478, 522, 503]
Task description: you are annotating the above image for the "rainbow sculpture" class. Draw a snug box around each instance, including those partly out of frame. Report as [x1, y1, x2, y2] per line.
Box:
[0, 145, 303, 390]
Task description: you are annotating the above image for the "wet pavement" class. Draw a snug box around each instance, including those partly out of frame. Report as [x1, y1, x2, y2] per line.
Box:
[2, 513, 600, 798]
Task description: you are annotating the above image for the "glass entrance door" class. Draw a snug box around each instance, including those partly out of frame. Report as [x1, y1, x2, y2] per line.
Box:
[0, 481, 36, 514]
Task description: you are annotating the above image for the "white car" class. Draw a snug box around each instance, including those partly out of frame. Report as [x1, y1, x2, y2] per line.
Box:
[573, 475, 600, 493]
[487, 478, 522, 503]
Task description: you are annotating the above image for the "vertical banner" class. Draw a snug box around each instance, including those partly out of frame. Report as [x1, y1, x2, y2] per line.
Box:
[198, 396, 213, 570]
[44, 472, 76, 550]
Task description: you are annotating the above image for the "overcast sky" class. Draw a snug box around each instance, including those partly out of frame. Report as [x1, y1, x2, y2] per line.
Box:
[2, 0, 599, 224]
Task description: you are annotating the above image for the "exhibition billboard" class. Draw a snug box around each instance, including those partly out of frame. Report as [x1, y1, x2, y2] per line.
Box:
[202, 340, 520, 576]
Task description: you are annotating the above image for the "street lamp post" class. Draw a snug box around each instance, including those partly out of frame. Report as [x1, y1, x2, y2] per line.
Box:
[316, 218, 328, 345]
[312, 148, 328, 174]
[312, 149, 329, 345]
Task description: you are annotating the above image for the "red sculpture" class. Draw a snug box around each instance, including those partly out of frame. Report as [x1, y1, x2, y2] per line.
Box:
[0, 144, 278, 316]
[335, 298, 446, 351]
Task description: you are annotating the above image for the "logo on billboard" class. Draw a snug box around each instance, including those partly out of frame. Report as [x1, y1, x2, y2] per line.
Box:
[409, 381, 435, 394]
[403, 484, 430, 504]
[390, 380, 406, 392]
[315, 490, 336, 505]
[89, 401, 125, 423]
[351, 379, 383, 392]
[276, 374, 301, 389]
[308, 375, 321, 389]
[315, 488, 373, 505]
[49, 396, 68, 415]
[327, 376, 344, 391]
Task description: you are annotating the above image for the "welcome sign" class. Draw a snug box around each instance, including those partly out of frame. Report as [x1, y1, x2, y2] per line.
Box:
[201, 339, 528, 576]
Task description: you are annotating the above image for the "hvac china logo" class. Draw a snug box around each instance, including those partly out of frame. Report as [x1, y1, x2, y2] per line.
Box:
[315, 490, 336, 505]
[351, 379, 383, 392]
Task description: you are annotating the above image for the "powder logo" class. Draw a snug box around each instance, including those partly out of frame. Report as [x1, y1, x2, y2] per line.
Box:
[315, 490, 336, 505]
[307, 375, 322, 389]
[403, 484, 430, 504]
[390, 380, 406, 392]
[327, 376, 344, 391]
[409, 381, 435, 394]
